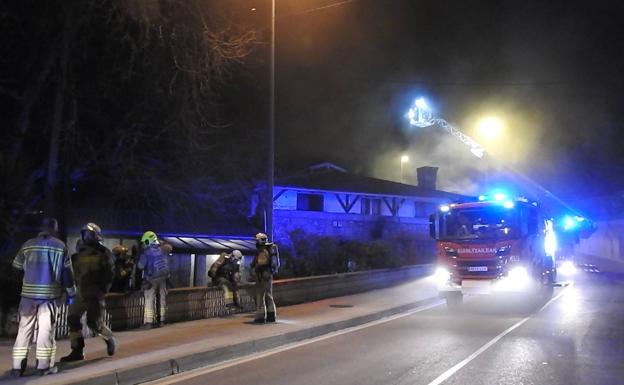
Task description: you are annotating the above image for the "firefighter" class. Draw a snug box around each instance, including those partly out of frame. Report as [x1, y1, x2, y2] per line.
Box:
[209, 250, 243, 309]
[251, 233, 280, 323]
[138, 231, 170, 328]
[110, 245, 135, 293]
[10, 218, 75, 376]
[60, 223, 116, 362]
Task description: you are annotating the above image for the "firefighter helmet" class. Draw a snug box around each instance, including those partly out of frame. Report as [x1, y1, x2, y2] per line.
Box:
[232, 250, 243, 260]
[81, 222, 103, 245]
[112, 245, 129, 255]
[255, 233, 268, 245]
[141, 231, 159, 247]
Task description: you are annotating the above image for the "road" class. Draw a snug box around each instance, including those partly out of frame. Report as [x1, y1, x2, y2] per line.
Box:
[151, 264, 624, 385]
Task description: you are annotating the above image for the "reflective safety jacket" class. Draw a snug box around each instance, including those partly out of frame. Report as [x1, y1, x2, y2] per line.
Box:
[13, 232, 76, 300]
[138, 246, 170, 281]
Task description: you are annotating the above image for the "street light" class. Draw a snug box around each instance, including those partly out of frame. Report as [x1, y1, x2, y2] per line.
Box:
[475, 116, 504, 188]
[476, 116, 505, 142]
[267, 0, 276, 240]
[400, 155, 409, 183]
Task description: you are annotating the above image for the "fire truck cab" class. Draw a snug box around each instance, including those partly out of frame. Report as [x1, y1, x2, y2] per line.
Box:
[429, 194, 557, 308]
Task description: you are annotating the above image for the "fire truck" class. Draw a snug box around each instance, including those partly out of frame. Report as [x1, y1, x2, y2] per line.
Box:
[429, 193, 557, 308]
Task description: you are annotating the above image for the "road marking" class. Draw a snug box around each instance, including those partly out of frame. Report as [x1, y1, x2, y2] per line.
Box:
[425, 284, 572, 385]
[146, 299, 445, 385]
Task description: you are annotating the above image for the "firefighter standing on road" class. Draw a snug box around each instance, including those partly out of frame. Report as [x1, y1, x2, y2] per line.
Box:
[251, 233, 280, 323]
[138, 231, 171, 328]
[209, 250, 243, 308]
[60, 223, 117, 362]
[11, 218, 76, 377]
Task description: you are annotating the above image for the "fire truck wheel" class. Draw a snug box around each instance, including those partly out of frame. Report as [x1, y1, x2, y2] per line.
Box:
[446, 293, 463, 309]
[539, 272, 555, 298]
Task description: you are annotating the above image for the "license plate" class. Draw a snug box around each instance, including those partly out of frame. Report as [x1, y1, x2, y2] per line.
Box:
[468, 266, 488, 272]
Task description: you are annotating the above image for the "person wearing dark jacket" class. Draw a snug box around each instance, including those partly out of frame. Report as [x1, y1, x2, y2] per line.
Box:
[251, 233, 280, 323]
[11, 218, 75, 376]
[209, 250, 243, 308]
[60, 223, 116, 362]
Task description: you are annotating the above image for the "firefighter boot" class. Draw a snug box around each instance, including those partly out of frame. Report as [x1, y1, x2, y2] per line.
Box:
[60, 348, 84, 362]
[61, 337, 85, 362]
[10, 359, 27, 377]
[38, 366, 58, 376]
[266, 312, 276, 323]
[105, 337, 117, 356]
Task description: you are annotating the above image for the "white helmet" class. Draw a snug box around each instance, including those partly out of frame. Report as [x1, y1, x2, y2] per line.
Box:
[232, 250, 243, 260]
[255, 233, 268, 245]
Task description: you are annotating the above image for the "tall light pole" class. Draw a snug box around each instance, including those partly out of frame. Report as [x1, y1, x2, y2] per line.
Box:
[400, 154, 409, 183]
[267, 0, 276, 240]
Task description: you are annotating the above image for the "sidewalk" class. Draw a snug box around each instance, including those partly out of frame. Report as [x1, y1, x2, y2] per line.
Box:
[0, 276, 440, 385]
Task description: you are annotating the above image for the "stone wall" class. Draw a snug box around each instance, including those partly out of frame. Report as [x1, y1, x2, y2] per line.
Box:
[1, 265, 433, 337]
[578, 219, 624, 262]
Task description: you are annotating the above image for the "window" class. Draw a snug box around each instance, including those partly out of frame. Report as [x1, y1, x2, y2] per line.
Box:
[296, 193, 324, 211]
[361, 198, 381, 215]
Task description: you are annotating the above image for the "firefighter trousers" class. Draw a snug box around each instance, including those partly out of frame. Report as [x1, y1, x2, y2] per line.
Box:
[213, 277, 240, 306]
[144, 277, 167, 324]
[67, 294, 113, 349]
[255, 271, 276, 320]
[12, 298, 57, 370]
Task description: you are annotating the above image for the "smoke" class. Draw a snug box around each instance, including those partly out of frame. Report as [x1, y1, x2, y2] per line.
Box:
[371, 126, 486, 195]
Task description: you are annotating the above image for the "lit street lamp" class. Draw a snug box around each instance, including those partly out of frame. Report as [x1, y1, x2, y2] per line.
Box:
[476, 116, 505, 188]
[400, 155, 409, 183]
[267, 0, 276, 240]
[476, 116, 505, 143]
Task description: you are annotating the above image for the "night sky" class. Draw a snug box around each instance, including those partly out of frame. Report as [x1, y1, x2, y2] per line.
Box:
[241, 0, 624, 201]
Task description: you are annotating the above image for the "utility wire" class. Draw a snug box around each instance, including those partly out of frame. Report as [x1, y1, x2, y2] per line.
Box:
[291, 0, 357, 16]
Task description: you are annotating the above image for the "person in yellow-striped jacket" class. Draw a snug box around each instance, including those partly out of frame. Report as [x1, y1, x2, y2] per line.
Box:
[11, 218, 76, 377]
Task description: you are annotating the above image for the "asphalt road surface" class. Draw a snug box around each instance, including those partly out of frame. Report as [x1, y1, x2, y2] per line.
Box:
[152, 263, 624, 385]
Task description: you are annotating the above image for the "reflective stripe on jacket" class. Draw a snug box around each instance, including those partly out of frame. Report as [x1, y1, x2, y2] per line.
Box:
[13, 233, 76, 300]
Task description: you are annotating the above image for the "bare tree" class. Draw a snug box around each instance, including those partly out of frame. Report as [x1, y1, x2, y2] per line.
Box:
[1, 0, 262, 254]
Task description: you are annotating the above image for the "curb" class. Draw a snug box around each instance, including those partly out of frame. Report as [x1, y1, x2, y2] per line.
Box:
[68, 295, 441, 385]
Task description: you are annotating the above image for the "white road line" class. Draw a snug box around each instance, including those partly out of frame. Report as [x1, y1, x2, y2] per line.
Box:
[146, 300, 445, 385]
[426, 284, 572, 385]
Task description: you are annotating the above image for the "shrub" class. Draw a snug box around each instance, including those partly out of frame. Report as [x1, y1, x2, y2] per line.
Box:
[276, 229, 426, 278]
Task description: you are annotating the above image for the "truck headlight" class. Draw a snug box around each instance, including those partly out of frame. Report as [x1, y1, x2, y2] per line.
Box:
[559, 260, 576, 275]
[433, 267, 451, 285]
[508, 266, 529, 287]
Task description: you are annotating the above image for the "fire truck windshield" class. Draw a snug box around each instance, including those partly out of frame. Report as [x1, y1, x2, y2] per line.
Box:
[439, 206, 519, 240]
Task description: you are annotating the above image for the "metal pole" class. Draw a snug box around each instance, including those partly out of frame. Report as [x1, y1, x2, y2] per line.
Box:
[267, 0, 275, 240]
[400, 160, 404, 183]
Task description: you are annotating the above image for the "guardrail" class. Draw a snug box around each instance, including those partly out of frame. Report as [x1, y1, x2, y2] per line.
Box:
[3, 264, 433, 338]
